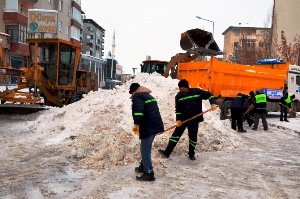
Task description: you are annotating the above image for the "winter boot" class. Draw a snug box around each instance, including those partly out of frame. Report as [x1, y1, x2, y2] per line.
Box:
[158, 149, 169, 158]
[136, 172, 155, 181]
[189, 155, 196, 160]
[238, 129, 247, 133]
[135, 163, 144, 173]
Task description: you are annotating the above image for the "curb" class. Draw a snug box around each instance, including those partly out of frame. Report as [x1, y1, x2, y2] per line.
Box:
[268, 122, 300, 135]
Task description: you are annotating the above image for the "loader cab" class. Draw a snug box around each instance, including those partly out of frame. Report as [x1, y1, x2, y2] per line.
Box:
[140, 60, 168, 75]
[27, 38, 81, 86]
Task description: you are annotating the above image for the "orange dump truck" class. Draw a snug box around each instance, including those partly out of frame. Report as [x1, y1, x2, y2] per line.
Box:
[178, 57, 291, 119]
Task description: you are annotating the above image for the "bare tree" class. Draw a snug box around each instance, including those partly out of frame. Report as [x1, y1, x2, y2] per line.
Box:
[275, 31, 300, 65]
[230, 32, 271, 65]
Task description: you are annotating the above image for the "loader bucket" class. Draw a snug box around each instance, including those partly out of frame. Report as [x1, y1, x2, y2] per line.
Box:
[180, 29, 223, 56]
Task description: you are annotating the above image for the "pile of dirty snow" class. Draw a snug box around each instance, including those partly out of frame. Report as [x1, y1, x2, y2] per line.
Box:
[20, 72, 243, 170]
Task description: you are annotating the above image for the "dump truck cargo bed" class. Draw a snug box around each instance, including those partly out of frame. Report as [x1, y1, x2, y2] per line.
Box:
[178, 58, 289, 98]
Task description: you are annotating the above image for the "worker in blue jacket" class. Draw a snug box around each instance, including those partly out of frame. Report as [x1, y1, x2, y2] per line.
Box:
[158, 79, 217, 160]
[230, 93, 248, 132]
[130, 83, 164, 181]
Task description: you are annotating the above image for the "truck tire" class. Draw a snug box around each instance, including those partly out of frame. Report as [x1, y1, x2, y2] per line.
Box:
[221, 100, 232, 120]
[70, 91, 86, 104]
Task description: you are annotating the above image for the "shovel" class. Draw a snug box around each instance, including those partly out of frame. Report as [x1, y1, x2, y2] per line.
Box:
[279, 102, 300, 117]
[159, 106, 218, 134]
[243, 104, 254, 117]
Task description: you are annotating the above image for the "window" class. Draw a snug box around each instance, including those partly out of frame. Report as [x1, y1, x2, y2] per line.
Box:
[58, 21, 62, 32]
[59, 0, 63, 11]
[19, 24, 26, 43]
[67, 6, 70, 16]
[247, 31, 251, 36]
[259, 31, 265, 37]
[72, 7, 83, 25]
[234, 30, 240, 36]
[71, 26, 80, 40]
[20, 4, 23, 13]
[259, 42, 264, 48]
[6, 24, 27, 43]
[234, 42, 239, 49]
[48, 0, 51, 3]
[66, 26, 69, 35]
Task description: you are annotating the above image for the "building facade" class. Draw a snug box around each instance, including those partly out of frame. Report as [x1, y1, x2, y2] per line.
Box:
[0, 0, 84, 84]
[82, 18, 105, 59]
[33, 0, 83, 44]
[271, 0, 300, 65]
[222, 24, 271, 62]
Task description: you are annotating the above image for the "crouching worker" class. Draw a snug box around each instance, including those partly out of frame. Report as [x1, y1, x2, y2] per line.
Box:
[130, 83, 164, 181]
[230, 93, 248, 132]
[280, 94, 295, 122]
[158, 79, 217, 161]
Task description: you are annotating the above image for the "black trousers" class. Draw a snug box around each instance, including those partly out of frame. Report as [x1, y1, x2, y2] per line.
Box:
[246, 109, 255, 126]
[164, 121, 199, 157]
[231, 108, 243, 130]
[280, 105, 288, 121]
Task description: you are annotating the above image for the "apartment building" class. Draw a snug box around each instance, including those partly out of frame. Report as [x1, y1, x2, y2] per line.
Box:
[0, 0, 37, 84]
[82, 18, 105, 59]
[0, 0, 84, 84]
[222, 24, 271, 62]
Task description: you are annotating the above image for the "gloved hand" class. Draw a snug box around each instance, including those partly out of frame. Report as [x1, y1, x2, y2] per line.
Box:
[211, 104, 218, 111]
[176, 120, 182, 127]
[132, 125, 139, 135]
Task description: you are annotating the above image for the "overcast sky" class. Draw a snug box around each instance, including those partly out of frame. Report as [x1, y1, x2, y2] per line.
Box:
[81, 0, 273, 74]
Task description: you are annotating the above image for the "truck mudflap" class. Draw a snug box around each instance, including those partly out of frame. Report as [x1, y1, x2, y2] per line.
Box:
[0, 104, 49, 114]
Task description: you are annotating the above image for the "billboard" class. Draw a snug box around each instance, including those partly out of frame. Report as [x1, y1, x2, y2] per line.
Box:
[28, 9, 58, 33]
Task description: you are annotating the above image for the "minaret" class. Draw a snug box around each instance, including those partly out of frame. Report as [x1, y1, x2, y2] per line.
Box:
[112, 29, 116, 58]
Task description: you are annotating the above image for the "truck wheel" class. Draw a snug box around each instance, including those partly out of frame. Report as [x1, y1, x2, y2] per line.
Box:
[70, 91, 86, 104]
[221, 100, 232, 120]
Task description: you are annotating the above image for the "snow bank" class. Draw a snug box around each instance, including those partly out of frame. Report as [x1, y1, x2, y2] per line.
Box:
[21, 72, 243, 170]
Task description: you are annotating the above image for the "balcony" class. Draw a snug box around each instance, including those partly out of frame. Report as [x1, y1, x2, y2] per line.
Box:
[9, 42, 29, 56]
[240, 35, 256, 40]
[72, 0, 83, 13]
[3, 11, 28, 24]
[71, 19, 82, 30]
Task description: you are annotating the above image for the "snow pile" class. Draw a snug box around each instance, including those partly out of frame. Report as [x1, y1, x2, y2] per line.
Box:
[22, 72, 243, 170]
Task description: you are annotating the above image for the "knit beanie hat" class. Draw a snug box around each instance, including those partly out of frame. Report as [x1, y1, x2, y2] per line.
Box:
[129, 83, 140, 94]
[178, 79, 189, 88]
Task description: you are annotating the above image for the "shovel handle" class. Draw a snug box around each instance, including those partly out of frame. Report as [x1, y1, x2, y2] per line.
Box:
[279, 102, 300, 117]
[158, 106, 218, 134]
[243, 104, 254, 115]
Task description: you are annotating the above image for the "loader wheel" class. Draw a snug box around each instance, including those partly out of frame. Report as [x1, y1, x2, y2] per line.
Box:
[70, 91, 86, 104]
[221, 100, 232, 120]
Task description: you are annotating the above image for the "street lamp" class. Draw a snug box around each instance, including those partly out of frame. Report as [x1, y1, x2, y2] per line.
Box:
[196, 16, 214, 37]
